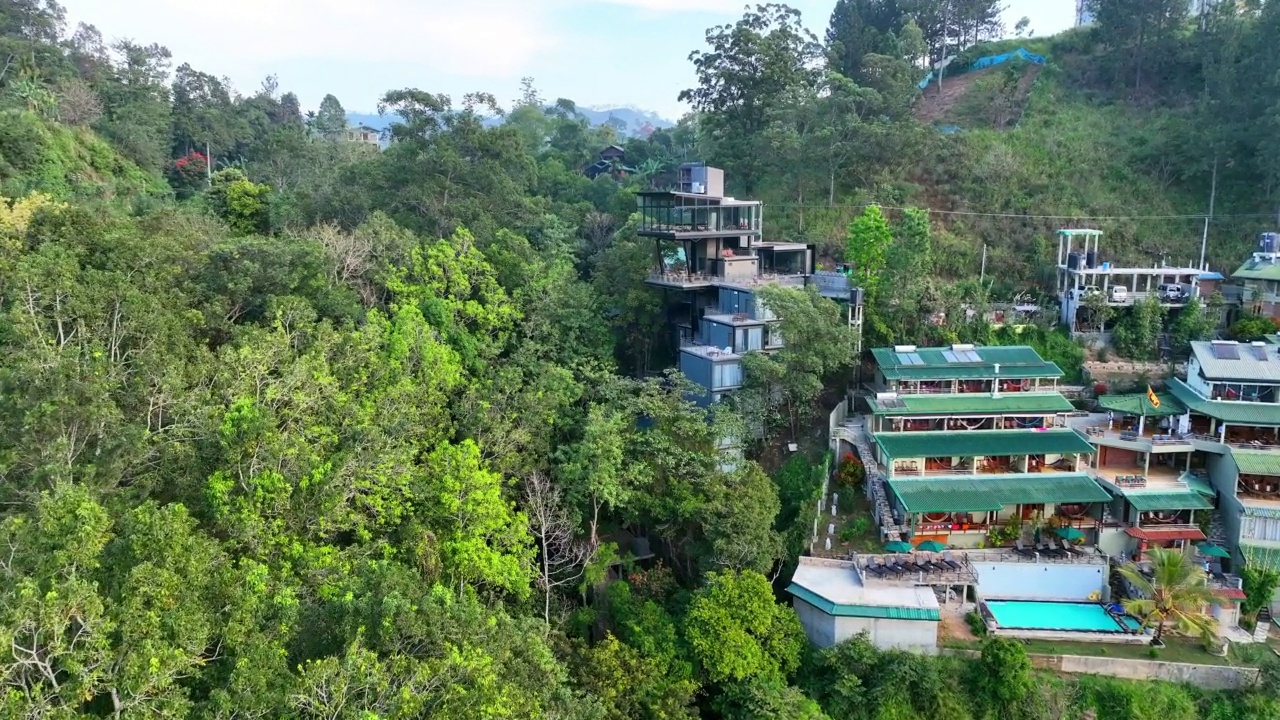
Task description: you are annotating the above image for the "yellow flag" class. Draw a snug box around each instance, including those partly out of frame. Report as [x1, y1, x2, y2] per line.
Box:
[1147, 385, 1160, 410]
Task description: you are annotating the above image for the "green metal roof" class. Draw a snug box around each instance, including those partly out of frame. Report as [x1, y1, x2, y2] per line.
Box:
[872, 393, 1073, 417]
[1165, 377, 1280, 426]
[875, 429, 1096, 460]
[1232, 258, 1280, 281]
[1119, 491, 1214, 511]
[887, 474, 1112, 513]
[1186, 475, 1216, 497]
[1231, 449, 1280, 477]
[872, 345, 1064, 382]
[785, 585, 941, 621]
[1096, 392, 1185, 418]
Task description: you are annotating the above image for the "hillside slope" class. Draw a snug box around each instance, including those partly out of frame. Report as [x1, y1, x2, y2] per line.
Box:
[0, 110, 168, 201]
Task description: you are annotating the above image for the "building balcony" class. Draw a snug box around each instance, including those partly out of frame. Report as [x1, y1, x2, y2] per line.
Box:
[645, 268, 808, 291]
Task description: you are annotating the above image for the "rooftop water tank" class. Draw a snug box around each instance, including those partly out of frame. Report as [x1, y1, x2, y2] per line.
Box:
[1260, 232, 1279, 254]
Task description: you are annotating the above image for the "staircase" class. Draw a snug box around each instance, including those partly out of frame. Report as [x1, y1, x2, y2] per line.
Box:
[1205, 509, 1230, 548]
[833, 416, 907, 541]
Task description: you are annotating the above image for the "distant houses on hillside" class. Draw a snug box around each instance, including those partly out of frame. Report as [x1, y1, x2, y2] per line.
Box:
[584, 146, 637, 180]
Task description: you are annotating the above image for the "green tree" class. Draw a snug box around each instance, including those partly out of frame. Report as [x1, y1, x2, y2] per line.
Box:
[682, 569, 806, 684]
[1118, 547, 1222, 644]
[1228, 313, 1279, 342]
[311, 92, 347, 139]
[1168, 301, 1215, 357]
[571, 634, 699, 720]
[1241, 546, 1280, 621]
[1087, 0, 1189, 92]
[680, 4, 822, 194]
[977, 636, 1033, 711]
[845, 204, 892, 299]
[206, 167, 272, 235]
[1111, 296, 1165, 360]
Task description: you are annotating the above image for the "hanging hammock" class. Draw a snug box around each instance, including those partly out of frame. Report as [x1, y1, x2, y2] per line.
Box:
[1013, 417, 1042, 428]
[958, 418, 986, 430]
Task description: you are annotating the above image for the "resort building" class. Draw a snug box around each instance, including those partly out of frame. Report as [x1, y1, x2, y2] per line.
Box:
[640, 162, 859, 404]
[1231, 232, 1280, 321]
[1091, 339, 1280, 608]
[865, 344, 1112, 548]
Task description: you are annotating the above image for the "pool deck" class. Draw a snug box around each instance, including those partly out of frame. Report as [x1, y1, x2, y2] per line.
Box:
[989, 627, 1151, 644]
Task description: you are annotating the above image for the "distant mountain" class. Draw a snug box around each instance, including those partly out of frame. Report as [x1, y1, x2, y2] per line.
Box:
[346, 106, 674, 138]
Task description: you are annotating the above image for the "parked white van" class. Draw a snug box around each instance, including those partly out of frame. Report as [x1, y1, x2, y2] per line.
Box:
[1109, 285, 1128, 302]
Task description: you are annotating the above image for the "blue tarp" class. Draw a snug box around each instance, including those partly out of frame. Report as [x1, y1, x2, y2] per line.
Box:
[918, 47, 1046, 90]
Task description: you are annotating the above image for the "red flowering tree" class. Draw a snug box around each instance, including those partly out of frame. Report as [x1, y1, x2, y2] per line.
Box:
[836, 453, 865, 493]
[166, 151, 208, 198]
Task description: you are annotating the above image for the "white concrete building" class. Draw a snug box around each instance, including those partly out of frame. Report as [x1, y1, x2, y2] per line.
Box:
[787, 557, 940, 653]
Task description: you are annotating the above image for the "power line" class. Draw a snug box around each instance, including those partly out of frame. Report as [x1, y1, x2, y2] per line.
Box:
[765, 203, 1278, 222]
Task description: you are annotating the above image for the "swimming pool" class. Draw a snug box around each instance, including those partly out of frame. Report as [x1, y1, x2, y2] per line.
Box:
[985, 600, 1143, 633]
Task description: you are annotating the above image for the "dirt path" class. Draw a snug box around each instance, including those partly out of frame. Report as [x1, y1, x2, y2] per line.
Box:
[914, 69, 992, 125]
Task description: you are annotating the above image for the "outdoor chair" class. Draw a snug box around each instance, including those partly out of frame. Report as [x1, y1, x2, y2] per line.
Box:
[905, 556, 932, 573]
[883, 557, 906, 575]
[1210, 562, 1227, 582]
[920, 555, 946, 572]
[863, 558, 884, 577]
[940, 551, 963, 571]
[1014, 539, 1035, 557]
[1047, 540, 1073, 557]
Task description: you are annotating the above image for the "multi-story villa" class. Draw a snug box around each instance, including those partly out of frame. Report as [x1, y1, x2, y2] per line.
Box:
[865, 344, 1113, 548]
[639, 162, 856, 403]
[1093, 339, 1280, 582]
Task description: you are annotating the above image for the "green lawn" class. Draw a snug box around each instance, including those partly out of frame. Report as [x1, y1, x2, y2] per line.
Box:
[943, 636, 1278, 667]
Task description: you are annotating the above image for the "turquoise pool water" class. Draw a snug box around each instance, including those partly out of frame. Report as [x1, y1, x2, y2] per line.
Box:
[985, 600, 1138, 633]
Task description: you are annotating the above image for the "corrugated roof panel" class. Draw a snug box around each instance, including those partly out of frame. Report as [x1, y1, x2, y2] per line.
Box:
[1096, 392, 1185, 417]
[1232, 449, 1280, 477]
[1166, 377, 1280, 425]
[875, 429, 1096, 460]
[1122, 491, 1214, 511]
[786, 585, 942, 621]
[871, 345, 1064, 381]
[871, 393, 1074, 416]
[1191, 341, 1280, 382]
[887, 474, 1112, 513]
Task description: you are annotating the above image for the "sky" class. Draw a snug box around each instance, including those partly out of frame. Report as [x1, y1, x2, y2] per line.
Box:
[61, 0, 1077, 121]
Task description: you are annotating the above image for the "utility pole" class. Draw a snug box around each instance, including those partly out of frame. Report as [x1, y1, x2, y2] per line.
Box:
[206, 141, 212, 187]
[1200, 155, 1217, 269]
[980, 244, 987, 283]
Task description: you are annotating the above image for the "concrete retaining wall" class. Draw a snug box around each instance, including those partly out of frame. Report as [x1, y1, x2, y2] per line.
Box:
[943, 649, 1260, 690]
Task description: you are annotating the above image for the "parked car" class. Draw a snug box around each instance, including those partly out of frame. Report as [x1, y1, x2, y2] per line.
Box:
[1158, 283, 1187, 301]
[1074, 285, 1101, 300]
[1109, 285, 1128, 302]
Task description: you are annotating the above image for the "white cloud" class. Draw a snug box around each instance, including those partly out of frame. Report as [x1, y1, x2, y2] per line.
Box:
[63, 0, 558, 84]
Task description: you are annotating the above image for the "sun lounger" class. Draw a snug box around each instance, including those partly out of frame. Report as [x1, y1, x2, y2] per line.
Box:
[940, 551, 963, 570]
[1046, 540, 1071, 557]
[1014, 539, 1036, 557]
[863, 558, 885, 577]
[883, 556, 906, 575]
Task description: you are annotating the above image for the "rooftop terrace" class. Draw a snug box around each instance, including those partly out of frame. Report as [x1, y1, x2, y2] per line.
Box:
[872, 345, 1064, 382]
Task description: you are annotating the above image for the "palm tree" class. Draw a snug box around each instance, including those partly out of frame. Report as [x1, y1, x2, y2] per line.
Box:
[1119, 547, 1223, 645]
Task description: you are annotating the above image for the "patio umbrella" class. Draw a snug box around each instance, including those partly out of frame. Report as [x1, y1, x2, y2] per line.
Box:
[916, 540, 947, 552]
[884, 541, 913, 553]
[1196, 542, 1231, 559]
[1055, 527, 1086, 542]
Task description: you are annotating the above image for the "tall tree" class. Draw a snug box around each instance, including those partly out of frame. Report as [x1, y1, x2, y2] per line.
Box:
[680, 3, 822, 194]
[825, 0, 908, 80]
[1088, 0, 1189, 91]
[311, 92, 347, 139]
[1118, 547, 1222, 644]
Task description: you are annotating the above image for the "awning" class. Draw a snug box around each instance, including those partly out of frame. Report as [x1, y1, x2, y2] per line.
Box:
[872, 393, 1074, 417]
[1123, 491, 1214, 512]
[1097, 392, 1185, 418]
[1125, 527, 1206, 541]
[889, 474, 1112, 514]
[876, 429, 1096, 460]
[1186, 476, 1215, 497]
[1196, 541, 1231, 559]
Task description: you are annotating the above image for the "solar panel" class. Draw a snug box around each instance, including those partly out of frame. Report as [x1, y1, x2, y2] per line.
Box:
[1252, 346, 1268, 361]
[963, 350, 982, 362]
[943, 351, 959, 363]
[896, 352, 923, 365]
[1212, 344, 1240, 360]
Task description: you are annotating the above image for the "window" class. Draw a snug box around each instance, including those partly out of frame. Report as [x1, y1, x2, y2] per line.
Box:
[714, 362, 743, 389]
[737, 327, 763, 352]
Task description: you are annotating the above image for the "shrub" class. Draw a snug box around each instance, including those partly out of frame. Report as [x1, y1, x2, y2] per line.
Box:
[835, 454, 865, 493]
[966, 611, 988, 637]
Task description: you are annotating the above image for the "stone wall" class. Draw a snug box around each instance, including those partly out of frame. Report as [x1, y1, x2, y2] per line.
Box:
[943, 649, 1260, 690]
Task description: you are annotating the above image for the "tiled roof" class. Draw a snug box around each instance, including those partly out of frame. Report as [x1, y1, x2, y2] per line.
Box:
[872, 345, 1063, 381]
[1232, 449, 1280, 477]
[1120, 491, 1214, 511]
[1190, 341, 1280, 382]
[1096, 392, 1185, 417]
[1215, 588, 1247, 602]
[1125, 527, 1206, 541]
[1165, 377, 1280, 426]
[786, 585, 941, 621]
[887, 474, 1112, 513]
[875, 429, 1096, 460]
[871, 393, 1073, 416]
[1232, 257, 1280, 281]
